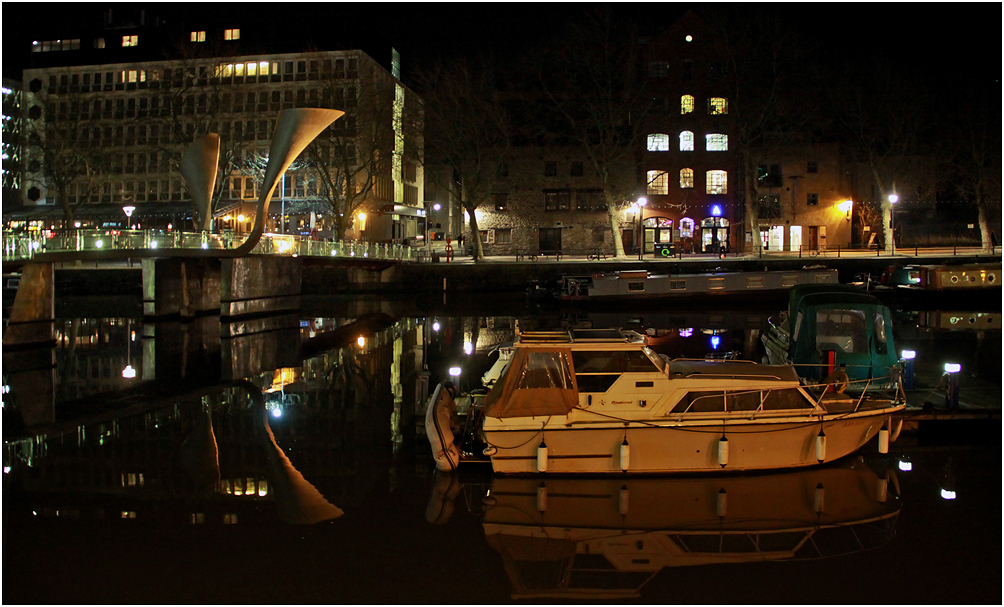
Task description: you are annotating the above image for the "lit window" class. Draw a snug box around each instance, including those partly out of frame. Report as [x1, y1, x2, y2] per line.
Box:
[190, 31, 206, 42]
[705, 133, 728, 151]
[680, 168, 694, 189]
[681, 95, 695, 114]
[647, 133, 669, 151]
[707, 170, 728, 194]
[680, 131, 694, 151]
[224, 29, 240, 41]
[708, 97, 728, 115]
[121, 35, 138, 47]
[679, 217, 695, 238]
[647, 171, 669, 195]
[247, 62, 257, 76]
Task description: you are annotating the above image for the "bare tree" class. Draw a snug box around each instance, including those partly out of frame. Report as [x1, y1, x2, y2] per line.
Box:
[301, 58, 393, 240]
[23, 91, 104, 225]
[414, 57, 509, 261]
[536, 8, 649, 257]
[946, 97, 1002, 252]
[702, 6, 807, 254]
[829, 61, 930, 253]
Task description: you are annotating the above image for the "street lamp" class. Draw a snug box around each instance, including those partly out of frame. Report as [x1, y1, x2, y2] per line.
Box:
[887, 194, 899, 254]
[636, 197, 648, 260]
[123, 205, 136, 229]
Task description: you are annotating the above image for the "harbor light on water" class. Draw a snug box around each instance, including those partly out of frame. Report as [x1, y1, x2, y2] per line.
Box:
[2, 298, 999, 604]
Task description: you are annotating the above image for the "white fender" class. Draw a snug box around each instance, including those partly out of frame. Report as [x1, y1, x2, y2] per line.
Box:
[718, 435, 729, 467]
[619, 438, 630, 471]
[537, 440, 548, 472]
[424, 383, 461, 472]
[716, 488, 727, 518]
[618, 485, 629, 516]
[815, 429, 827, 463]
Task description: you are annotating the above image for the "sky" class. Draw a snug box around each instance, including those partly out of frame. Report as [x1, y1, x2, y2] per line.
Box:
[3, 2, 1000, 88]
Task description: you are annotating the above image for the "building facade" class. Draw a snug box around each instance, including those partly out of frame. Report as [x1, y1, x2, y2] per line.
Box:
[2, 79, 24, 208]
[640, 11, 738, 254]
[15, 13, 423, 241]
[752, 141, 855, 252]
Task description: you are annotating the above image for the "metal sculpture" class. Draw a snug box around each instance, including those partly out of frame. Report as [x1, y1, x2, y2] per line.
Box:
[232, 108, 344, 256]
[179, 134, 221, 232]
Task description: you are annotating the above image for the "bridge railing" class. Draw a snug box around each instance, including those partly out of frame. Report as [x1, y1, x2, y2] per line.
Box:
[2, 229, 416, 263]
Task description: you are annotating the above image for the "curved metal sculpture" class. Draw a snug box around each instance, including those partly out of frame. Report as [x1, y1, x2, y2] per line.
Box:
[232, 108, 344, 256]
[179, 134, 221, 232]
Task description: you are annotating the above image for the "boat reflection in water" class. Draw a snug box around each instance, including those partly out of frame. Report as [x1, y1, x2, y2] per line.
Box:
[435, 458, 901, 600]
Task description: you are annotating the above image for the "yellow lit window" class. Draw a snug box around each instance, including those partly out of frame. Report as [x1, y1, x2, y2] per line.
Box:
[259, 61, 269, 73]
[247, 62, 256, 76]
[680, 131, 694, 151]
[708, 97, 728, 115]
[681, 94, 695, 114]
[222, 64, 234, 77]
[190, 31, 206, 42]
[647, 133, 669, 152]
[223, 513, 238, 524]
[121, 35, 138, 47]
[235, 63, 244, 76]
[224, 28, 240, 41]
[680, 168, 694, 189]
[705, 133, 728, 151]
[707, 170, 728, 194]
[647, 170, 669, 195]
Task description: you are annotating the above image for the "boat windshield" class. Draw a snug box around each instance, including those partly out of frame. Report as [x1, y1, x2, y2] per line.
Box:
[815, 309, 868, 354]
[571, 350, 663, 374]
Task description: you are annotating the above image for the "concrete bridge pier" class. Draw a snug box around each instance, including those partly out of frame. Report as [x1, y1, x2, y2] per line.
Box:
[142, 256, 302, 319]
[3, 262, 56, 426]
[143, 258, 221, 318]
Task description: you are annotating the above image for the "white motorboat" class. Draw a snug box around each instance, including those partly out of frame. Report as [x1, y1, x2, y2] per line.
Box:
[426, 327, 904, 475]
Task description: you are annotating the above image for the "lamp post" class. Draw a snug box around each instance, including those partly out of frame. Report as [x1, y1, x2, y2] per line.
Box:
[887, 194, 899, 255]
[636, 197, 648, 260]
[123, 205, 136, 229]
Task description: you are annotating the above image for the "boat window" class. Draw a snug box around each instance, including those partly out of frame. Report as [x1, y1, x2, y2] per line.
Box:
[572, 350, 661, 373]
[672, 389, 808, 413]
[762, 389, 811, 409]
[672, 391, 725, 413]
[575, 375, 619, 393]
[874, 313, 888, 354]
[517, 351, 574, 389]
[815, 309, 867, 354]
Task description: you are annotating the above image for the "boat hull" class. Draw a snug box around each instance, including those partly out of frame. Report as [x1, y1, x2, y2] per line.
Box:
[483, 408, 900, 475]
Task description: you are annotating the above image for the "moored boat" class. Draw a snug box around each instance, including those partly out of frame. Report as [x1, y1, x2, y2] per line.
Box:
[762, 284, 900, 388]
[425, 327, 904, 475]
[561, 267, 838, 301]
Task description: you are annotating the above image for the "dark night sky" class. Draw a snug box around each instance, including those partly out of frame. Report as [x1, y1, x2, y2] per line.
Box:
[3, 2, 1000, 91]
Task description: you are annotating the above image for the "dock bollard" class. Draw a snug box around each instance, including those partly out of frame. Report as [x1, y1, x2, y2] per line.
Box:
[944, 363, 961, 409]
[901, 350, 916, 391]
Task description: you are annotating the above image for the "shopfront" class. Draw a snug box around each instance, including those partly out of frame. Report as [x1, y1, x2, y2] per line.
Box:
[700, 216, 730, 253]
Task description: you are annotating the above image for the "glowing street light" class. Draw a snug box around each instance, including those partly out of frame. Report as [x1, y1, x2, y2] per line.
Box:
[123, 205, 136, 229]
[636, 197, 648, 260]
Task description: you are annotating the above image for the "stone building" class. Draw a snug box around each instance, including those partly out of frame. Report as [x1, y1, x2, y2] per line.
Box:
[752, 140, 855, 252]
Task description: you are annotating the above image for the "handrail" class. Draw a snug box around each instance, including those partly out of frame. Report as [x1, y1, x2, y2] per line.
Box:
[1, 229, 415, 263]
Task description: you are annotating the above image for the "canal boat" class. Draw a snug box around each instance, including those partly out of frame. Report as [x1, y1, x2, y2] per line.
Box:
[425, 327, 904, 475]
[475, 459, 901, 599]
[560, 267, 838, 302]
[762, 284, 900, 388]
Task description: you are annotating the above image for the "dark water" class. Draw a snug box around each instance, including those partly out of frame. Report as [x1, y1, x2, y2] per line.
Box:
[3, 295, 1000, 604]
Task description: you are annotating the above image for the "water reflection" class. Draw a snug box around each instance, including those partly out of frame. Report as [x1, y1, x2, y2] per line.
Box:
[434, 459, 901, 600]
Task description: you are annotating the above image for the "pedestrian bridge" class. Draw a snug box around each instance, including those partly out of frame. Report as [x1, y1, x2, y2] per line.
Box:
[2, 228, 416, 264]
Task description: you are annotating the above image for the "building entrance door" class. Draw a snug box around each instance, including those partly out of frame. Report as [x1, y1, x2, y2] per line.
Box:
[539, 228, 562, 252]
